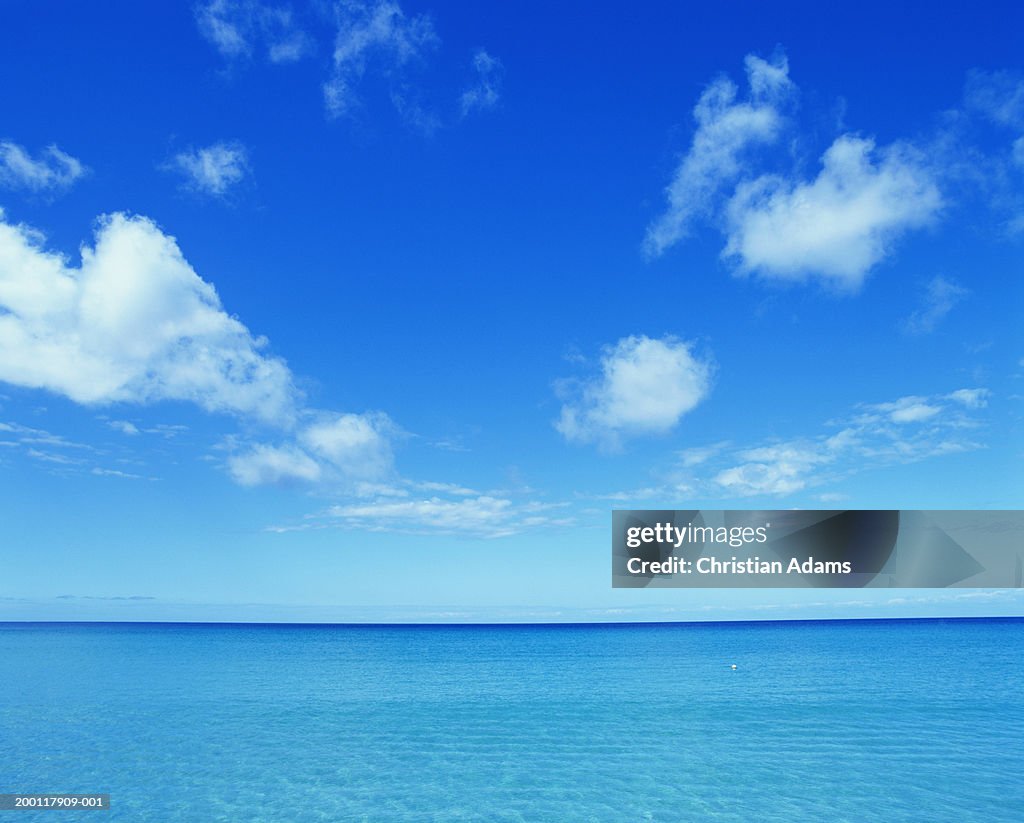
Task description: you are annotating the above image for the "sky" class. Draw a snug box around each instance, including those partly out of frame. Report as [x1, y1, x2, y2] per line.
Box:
[1, 0, 1022, 622]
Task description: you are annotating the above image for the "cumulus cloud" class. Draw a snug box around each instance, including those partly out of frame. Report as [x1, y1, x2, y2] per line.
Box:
[323, 0, 438, 119]
[900, 276, 967, 334]
[556, 335, 713, 448]
[643, 53, 793, 258]
[724, 136, 941, 287]
[196, 0, 311, 63]
[169, 142, 250, 196]
[0, 141, 87, 194]
[0, 210, 296, 423]
[460, 49, 502, 116]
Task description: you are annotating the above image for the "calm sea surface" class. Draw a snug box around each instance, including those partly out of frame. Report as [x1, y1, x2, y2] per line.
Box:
[1, 619, 1021, 821]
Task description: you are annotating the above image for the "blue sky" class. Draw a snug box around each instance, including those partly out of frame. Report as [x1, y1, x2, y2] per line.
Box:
[1, 0, 1022, 622]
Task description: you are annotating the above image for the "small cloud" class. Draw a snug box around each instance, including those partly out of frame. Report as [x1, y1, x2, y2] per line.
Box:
[91, 467, 144, 479]
[725, 136, 941, 288]
[947, 388, 990, 409]
[556, 335, 713, 449]
[299, 411, 396, 478]
[460, 49, 502, 116]
[226, 411, 397, 488]
[168, 142, 251, 197]
[0, 141, 88, 194]
[108, 420, 140, 436]
[901, 276, 968, 335]
[228, 443, 322, 486]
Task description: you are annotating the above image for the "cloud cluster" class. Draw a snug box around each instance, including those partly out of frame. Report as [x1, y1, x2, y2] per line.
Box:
[196, 0, 311, 63]
[707, 388, 988, 496]
[0, 210, 296, 422]
[645, 53, 943, 288]
[460, 49, 503, 116]
[196, 1, 499, 127]
[556, 335, 713, 448]
[169, 142, 251, 196]
[323, 0, 438, 119]
[0, 209, 410, 493]
[0, 141, 87, 194]
[227, 412, 396, 486]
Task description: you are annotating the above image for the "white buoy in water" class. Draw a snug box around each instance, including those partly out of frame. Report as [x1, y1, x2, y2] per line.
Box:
[730, 664, 737, 670]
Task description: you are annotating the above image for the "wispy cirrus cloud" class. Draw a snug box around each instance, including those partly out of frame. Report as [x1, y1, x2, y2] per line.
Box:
[196, 0, 312, 63]
[460, 49, 503, 116]
[963, 69, 1024, 232]
[591, 387, 990, 501]
[266, 483, 572, 538]
[710, 388, 988, 496]
[168, 142, 251, 197]
[323, 0, 438, 119]
[643, 53, 794, 258]
[555, 335, 713, 450]
[196, 1, 499, 128]
[0, 141, 88, 194]
[900, 276, 968, 334]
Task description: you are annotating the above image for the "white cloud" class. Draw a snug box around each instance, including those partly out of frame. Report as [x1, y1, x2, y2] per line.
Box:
[880, 398, 940, 424]
[643, 53, 793, 258]
[0, 210, 296, 423]
[170, 142, 250, 196]
[301, 412, 392, 470]
[947, 388, 989, 409]
[645, 53, 948, 287]
[587, 388, 989, 501]
[196, 0, 311, 63]
[901, 276, 967, 334]
[227, 411, 396, 487]
[714, 442, 829, 496]
[228, 443, 322, 486]
[724, 136, 941, 287]
[0, 141, 87, 194]
[460, 49, 502, 116]
[108, 420, 140, 436]
[703, 389, 986, 497]
[323, 0, 438, 119]
[556, 335, 712, 448]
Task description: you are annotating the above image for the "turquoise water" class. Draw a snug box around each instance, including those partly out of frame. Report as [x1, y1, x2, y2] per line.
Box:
[1, 619, 1021, 821]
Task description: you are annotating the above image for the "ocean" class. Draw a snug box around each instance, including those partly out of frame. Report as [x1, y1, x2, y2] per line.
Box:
[1, 619, 1021, 821]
